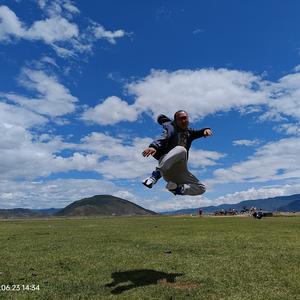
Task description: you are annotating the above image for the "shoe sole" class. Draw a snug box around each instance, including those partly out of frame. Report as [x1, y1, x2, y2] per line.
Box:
[166, 181, 177, 191]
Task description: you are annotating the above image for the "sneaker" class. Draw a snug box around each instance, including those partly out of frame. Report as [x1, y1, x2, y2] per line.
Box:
[166, 181, 183, 195]
[142, 170, 162, 188]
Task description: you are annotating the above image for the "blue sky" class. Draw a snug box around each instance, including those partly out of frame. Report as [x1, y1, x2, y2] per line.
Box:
[1, 0, 300, 212]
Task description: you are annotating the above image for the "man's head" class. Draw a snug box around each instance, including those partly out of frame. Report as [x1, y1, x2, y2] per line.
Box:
[174, 110, 189, 130]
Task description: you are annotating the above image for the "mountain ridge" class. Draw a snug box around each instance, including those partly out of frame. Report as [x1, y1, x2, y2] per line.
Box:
[1, 193, 300, 218]
[161, 193, 300, 214]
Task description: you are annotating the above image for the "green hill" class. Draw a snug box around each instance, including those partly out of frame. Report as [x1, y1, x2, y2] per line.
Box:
[54, 195, 157, 217]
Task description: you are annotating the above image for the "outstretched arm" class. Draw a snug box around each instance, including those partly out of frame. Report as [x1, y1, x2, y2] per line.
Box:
[203, 129, 213, 138]
[142, 147, 157, 157]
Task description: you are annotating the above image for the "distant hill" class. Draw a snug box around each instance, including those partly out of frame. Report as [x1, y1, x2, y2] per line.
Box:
[33, 208, 62, 214]
[54, 195, 158, 217]
[2, 194, 299, 218]
[0, 208, 48, 218]
[277, 200, 300, 212]
[161, 194, 300, 215]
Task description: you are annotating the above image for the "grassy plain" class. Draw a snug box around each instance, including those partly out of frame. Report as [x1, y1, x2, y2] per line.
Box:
[0, 214, 299, 300]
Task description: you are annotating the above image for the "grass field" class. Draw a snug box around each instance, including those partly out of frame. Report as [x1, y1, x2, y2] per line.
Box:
[0, 214, 299, 299]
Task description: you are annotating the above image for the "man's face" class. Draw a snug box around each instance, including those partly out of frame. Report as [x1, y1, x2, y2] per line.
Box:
[174, 111, 189, 130]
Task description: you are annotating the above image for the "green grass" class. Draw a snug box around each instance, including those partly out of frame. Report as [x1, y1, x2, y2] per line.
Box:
[0, 215, 299, 299]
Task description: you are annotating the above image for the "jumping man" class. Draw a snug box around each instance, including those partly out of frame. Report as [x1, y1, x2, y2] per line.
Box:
[142, 110, 213, 195]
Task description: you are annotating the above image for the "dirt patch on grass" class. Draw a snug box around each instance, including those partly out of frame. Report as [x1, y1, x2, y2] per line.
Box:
[157, 278, 201, 290]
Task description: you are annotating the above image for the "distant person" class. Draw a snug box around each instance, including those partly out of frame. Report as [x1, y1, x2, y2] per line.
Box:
[257, 211, 263, 219]
[142, 110, 213, 195]
[253, 211, 257, 219]
[199, 208, 203, 217]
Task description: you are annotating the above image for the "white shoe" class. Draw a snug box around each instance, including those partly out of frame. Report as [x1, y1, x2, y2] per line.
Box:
[142, 170, 162, 188]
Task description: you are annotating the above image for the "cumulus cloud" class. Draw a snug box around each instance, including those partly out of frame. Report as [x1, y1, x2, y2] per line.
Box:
[0, 5, 26, 42]
[127, 68, 267, 121]
[82, 68, 300, 126]
[79, 133, 158, 179]
[0, 179, 118, 209]
[26, 17, 79, 43]
[3, 68, 78, 117]
[274, 122, 300, 136]
[0, 5, 78, 43]
[0, 119, 225, 182]
[188, 148, 226, 168]
[0, 2, 128, 57]
[210, 137, 300, 185]
[0, 123, 103, 180]
[0, 101, 48, 128]
[82, 68, 267, 124]
[81, 96, 140, 125]
[0, 126, 147, 181]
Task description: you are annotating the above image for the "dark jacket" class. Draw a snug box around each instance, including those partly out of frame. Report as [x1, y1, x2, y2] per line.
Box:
[149, 114, 211, 160]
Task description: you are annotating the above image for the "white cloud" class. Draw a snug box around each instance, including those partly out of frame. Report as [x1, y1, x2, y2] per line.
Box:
[3, 68, 78, 117]
[79, 133, 157, 179]
[36, 0, 47, 10]
[210, 137, 300, 185]
[274, 122, 300, 136]
[0, 5, 26, 42]
[0, 123, 103, 180]
[193, 29, 204, 34]
[82, 68, 267, 125]
[294, 64, 300, 72]
[50, 43, 77, 58]
[41, 56, 59, 67]
[259, 72, 300, 121]
[126, 68, 267, 122]
[148, 184, 300, 211]
[89, 22, 126, 44]
[213, 185, 300, 206]
[83, 68, 300, 126]
[0, 5, 79, 43]
[0, 101, 48, 128]
[0, 179, 118, 209]
[81, 96, 140, 125]
[233, 139, 262, 146]
[62, 1, 80, 15]
[188, 148, 226, 168]
[36, 0, 80, 19]
[0, 124, 156, 181]
[0, 4, 128, 57]
[26, 17, 79, 43]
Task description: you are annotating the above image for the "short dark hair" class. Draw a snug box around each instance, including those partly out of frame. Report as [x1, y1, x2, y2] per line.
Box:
[174, 110, 188, 120]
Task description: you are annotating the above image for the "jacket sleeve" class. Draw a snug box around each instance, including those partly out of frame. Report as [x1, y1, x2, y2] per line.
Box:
[149, 129, 168, 150]
[189, 127, 211, 140]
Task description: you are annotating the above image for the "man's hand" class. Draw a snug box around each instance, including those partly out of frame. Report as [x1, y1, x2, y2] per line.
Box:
[204, 129, 213, 138]
[142, 147, 157, 157]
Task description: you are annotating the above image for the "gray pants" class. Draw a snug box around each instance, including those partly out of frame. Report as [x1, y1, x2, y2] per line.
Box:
[157, 146, 206, 196]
